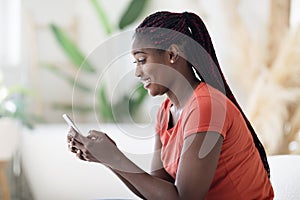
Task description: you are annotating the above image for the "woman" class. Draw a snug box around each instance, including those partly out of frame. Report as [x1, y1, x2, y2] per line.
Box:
[67, 11, 274, 199]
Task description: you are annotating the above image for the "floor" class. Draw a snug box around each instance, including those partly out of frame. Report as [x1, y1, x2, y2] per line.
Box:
[0, 160, 33, 200]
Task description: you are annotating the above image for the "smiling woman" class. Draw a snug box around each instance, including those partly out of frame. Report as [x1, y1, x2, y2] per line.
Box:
[66, 11, 274, 200]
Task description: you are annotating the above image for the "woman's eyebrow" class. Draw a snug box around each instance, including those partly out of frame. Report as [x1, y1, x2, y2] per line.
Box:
[132, 50, 147, 55]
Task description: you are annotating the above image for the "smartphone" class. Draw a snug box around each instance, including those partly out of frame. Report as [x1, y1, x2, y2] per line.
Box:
[62, 114, 82, 136]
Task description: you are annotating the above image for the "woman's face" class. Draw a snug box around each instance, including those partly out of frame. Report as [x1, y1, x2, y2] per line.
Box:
[131, 38, 174, 96]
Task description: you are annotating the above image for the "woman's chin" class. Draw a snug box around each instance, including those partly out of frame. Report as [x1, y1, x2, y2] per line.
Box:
[147, 87, 157, 96]
[147, 84, 166, 97]
[148, 89, 164, 97]
[148, 89, 156, 96]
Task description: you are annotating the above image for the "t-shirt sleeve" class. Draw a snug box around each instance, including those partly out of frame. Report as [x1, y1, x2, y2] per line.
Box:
[182, 95, 229, 139]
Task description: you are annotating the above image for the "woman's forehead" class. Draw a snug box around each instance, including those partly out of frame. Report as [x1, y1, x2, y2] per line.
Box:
[131, 37, 151, 49]
[131, 39, 152, 54]
[131, 39, 146, 55]
[131, 37, 166, 55]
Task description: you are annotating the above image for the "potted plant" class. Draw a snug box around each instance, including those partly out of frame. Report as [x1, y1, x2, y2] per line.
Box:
[45, 0, 149, 123]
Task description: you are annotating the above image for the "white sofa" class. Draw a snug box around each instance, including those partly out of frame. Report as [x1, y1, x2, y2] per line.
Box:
[20, 123, 155, 200]
[20, 124, 300, 200]
[268, 155, 300, 200]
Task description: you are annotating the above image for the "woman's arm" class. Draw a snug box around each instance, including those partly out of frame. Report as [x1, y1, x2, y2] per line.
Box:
[109, 168, 146, 199]
[107, 133, 174, 199]
[113, 131, 223, 200]
[69, 130, 222, 200]
[68, 130, 145, 199]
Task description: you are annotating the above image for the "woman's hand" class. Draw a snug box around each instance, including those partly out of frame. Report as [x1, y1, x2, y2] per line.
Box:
[67, 128, 121, 167]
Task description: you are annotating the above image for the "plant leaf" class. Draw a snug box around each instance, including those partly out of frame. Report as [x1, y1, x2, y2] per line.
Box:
[129, 83, 148, 114]
[43, 63, 91, 92]
[97, 85, 114, 122]
[9, 97, 35, 129]
[90, 0, 113, 35]
[118, 0, 149, 29]
[50, 24, 96, 73]
[7, 86, 33, 97]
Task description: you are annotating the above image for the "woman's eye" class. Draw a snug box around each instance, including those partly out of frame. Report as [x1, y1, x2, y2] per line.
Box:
[133, 58, 146, 65]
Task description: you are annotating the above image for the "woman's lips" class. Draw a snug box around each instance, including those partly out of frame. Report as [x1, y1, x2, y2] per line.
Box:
[142, 78, 151, 89]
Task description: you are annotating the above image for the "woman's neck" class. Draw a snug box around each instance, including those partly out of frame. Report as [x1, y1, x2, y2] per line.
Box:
[167, 77, 200, 110]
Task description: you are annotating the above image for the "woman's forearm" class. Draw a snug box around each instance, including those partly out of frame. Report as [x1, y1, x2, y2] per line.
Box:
[109, 167, 146, 199]
[69, 130, 181, 199]
[110, 154, 180, 200]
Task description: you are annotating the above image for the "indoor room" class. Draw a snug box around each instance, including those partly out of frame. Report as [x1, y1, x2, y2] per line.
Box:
[0, 0, 300, 199]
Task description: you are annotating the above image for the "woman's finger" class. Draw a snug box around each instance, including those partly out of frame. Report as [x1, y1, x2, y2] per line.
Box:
[71, 140, 94, 161]
[73, 131, 90, 144]
[67, 127, 81, 143]
[104, 133, 116, 145]
[87, 130, 116, 145]
[67, 129, 75, 143]
[68, 143, 78, 153]
[81, 153, 91, 162]
[76, 149, 86, 161]
[77, 149, 94, 162]
[67, 134, 72, 143]
[86, 131, 103, 141]
[87, 130, 105, 140]
[68, 137, 87, 156]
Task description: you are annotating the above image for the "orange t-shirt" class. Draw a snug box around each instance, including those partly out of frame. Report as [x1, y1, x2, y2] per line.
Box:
[155, 82, 274, 199]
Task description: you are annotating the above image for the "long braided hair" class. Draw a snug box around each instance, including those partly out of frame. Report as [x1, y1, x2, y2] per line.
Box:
[135, 11, 270, 178]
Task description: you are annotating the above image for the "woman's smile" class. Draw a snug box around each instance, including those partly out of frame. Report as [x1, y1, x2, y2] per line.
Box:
[141, 78, 151, 89]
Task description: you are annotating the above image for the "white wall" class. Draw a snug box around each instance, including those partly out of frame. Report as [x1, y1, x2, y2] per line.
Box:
[291, 0, 300, 31]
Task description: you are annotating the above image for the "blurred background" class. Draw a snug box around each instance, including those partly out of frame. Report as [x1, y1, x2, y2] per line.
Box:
[0, 0, 300, 199]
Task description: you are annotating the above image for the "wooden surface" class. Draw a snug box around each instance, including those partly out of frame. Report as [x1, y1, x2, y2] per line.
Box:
[0, 161, 10, 200]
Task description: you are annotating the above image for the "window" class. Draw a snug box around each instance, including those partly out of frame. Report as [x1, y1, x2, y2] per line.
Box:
[0, 0, 21, 67]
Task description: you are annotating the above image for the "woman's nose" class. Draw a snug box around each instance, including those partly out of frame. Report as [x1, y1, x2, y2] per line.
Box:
[135, 65, 143, 78]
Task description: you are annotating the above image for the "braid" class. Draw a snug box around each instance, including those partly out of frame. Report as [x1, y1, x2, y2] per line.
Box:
[184, 12, 270, 178]
[135, 11, 270, 178]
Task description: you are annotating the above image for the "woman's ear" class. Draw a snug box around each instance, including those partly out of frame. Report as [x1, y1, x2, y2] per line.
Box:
[168, 44, 180, 64]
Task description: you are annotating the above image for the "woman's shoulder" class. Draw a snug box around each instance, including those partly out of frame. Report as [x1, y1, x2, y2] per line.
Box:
[195, 82, 226, 99]
[182, 83, 242, 131]
[194, 83, 240, 114]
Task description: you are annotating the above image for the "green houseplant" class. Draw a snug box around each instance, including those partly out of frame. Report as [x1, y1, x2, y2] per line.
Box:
[0, 70, 34, 161]
[46, 0, 149, 122]
[0, 73, 34, 129]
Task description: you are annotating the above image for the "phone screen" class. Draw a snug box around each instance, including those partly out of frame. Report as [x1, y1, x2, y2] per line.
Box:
[62, 114, 82, 136]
